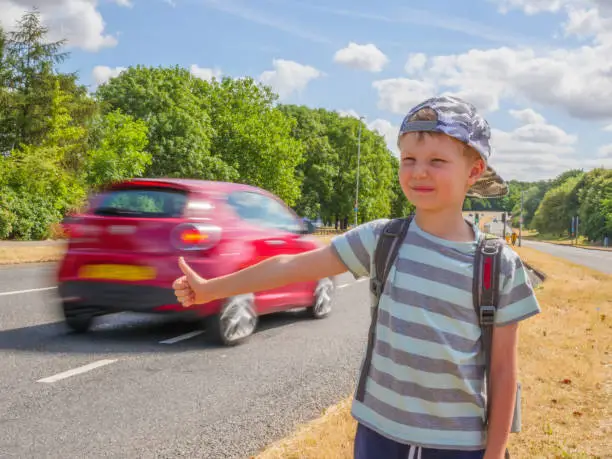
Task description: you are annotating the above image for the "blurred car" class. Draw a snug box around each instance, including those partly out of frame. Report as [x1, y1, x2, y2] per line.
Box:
[57, 178, 335, 346]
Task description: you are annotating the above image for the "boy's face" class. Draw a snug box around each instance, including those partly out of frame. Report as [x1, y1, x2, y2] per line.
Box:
[398, 133, 485, 212]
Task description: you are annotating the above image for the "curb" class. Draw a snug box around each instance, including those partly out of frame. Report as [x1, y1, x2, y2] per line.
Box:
[522, 261, 547, 282]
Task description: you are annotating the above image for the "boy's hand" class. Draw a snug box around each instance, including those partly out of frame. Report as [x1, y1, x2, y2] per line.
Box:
[173, 257, 207, 307]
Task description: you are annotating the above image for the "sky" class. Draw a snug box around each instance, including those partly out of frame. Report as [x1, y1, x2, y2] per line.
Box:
[2, 0, 612, 182]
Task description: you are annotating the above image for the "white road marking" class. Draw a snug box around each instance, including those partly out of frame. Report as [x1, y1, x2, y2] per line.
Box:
[159, 330, 204, 344]
[0, 286, 57, 297]
[37, 359, 117, 383]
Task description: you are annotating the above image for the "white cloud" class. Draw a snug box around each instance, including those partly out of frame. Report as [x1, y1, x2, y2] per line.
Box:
[489, 108, 580, 180]
[333, 42, 389, 72]
[92, 65, 126, 87]
[337, 109, 361, 119]
[259, 59, 322, 99]
[113, 0, 132, 6]
[597, 144, 612, 158]
[391, 43, 612, 119]
[494, 0, 569, 15]
[374, 3, 612, 120]
[509, 108, 546, 125]
[190, 65, 222, 82]
[368, 118, 399, 155]
[603, 124, 612, 131]
[0, 0, 118, 52]
[404, 53, 428, 74]
[372, 78, 436, 115]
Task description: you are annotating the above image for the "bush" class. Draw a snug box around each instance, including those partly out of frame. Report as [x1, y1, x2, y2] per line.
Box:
[0, 188, 63, 240]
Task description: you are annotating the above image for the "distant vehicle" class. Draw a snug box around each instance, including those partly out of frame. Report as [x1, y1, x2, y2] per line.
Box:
[57, 178, 335, 346]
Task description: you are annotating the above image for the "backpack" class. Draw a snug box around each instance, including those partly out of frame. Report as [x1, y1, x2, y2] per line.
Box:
[356, 217, 520, 459]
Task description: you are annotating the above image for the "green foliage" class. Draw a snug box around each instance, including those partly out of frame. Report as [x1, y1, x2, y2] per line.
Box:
[576, 169, 612, 241]
[526, 168, 611, 243]
[85, 109, 150, 188]
[532, 175, 582, 235]
[95, 65, 232, 181]
[0, 188, 63, 240]
[201, 78, 305, 205]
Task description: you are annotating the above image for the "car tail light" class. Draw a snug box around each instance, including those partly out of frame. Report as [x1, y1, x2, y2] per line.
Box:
[63, 218, 100, 241]
[171, 223, 222, 251]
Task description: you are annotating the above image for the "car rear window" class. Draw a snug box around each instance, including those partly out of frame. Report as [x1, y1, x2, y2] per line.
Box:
[92, 188, 188, 218]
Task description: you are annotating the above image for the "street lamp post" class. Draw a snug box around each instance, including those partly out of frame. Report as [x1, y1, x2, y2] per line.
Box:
[354, 116, 364, 227]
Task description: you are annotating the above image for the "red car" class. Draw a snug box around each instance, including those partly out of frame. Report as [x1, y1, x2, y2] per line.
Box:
[57, 178, 335, 345]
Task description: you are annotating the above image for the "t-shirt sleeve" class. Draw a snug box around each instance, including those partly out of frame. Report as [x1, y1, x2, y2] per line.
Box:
[495, 247, 542, 326]
[329, 219, 389, 279]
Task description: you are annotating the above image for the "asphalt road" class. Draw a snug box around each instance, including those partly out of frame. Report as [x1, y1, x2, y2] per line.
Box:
[521, 240, 612, 274]
[0, 264, 368, 459]
[1, 240, 609, 459]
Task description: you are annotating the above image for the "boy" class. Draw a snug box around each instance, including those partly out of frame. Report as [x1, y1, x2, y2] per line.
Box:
[173, 95, 541, 459]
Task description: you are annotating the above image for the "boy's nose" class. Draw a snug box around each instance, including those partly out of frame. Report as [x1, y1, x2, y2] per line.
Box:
[412, 163, 428, 178]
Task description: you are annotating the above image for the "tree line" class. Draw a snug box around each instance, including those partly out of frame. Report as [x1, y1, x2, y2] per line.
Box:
[0, 10, 609, 242]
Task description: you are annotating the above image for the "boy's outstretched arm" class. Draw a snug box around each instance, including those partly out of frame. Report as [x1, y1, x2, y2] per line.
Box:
[484, 322, 519, 459]
[173, 245, 349, 307]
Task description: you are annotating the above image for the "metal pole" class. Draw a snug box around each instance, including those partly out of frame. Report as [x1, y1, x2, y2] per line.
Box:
[519, 190, 524, 247]
[354, 117, 364, 227]
[575, 216, 579, 246]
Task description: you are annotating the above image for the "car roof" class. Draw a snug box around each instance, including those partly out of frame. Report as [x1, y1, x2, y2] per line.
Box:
[108, 178, 272, 196]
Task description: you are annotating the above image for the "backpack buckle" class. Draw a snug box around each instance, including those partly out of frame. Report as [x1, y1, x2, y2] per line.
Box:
[480, 305, 496, 326]
[481, 239, 501, 256]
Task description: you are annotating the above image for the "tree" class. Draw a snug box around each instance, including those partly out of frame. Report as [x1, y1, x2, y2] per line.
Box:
[1, 9, 69, 148]
[85, 109, 150, 188]
[532, 175, 582, 235]
[96, 65, 233, 180]
[577, 168, 612, 241]
[389, 155, 415, 218]
[277, 105, 338, 217]
[200, 77, 305, 205]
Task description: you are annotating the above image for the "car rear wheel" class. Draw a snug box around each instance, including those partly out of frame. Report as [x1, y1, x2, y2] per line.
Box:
[62, 302, 95, 333]
[207, 294, 258, 346]
[308, 277, 334, 319]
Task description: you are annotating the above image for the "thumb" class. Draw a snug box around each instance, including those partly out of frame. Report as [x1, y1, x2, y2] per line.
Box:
[178, 257, 199, 280]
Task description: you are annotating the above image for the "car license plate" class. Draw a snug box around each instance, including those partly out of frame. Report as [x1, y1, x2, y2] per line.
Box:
[78, 264, 156, 281]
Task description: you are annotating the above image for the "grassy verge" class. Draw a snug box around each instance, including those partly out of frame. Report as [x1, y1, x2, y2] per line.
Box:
[0, 243, 66, 265]
[254, 247, 612, 459]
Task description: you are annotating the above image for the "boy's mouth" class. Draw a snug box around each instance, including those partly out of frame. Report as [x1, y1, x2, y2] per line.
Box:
[411, 186, 435, 193]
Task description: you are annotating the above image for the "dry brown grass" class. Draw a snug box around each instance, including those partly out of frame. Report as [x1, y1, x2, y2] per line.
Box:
[0, 244, 66, 265]
[254, 247, 612, 459]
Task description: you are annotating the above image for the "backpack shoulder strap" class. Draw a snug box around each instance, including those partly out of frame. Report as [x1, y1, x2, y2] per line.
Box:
[473, 233, 504, 426]
[355, 216, 412, 402]
[370, 216, 413, 300]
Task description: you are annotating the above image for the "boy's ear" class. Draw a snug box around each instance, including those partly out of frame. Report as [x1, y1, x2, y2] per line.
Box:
[467, 159, 486, 186]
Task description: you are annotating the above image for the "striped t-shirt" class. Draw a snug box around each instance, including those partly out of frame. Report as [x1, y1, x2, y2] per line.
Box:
[331, 218, 541, 450]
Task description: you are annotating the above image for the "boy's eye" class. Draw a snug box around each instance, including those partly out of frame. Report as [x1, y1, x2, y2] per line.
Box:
[402, 157, 414, 162]
[432, 158, 447, 163]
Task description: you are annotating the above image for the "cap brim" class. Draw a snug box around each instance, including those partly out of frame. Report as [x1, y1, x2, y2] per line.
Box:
[467, 165, 508, 198]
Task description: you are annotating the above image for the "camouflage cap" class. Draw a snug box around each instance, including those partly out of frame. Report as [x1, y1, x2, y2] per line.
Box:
[398, 95, 508, 198]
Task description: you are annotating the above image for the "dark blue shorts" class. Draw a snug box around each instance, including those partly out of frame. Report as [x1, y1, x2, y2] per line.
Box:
[354, 423, 486, 459]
